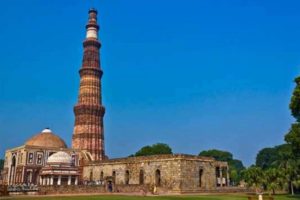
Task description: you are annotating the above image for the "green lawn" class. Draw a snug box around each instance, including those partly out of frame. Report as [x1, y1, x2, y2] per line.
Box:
[1, 194, 299, 200]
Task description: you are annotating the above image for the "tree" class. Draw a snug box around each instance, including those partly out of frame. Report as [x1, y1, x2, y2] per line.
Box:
[133, 143, 172, 157]
[273, 147, 299, 195]
[256, 147, 278, 170]
[264, 168, 285, 195]
[284, 75, 300, 194]
[241, 166, 265, 192]
[229, 159, 245, 172]
[199, 149, 245, 185]
[0, 159, 3, 170]
[286, 77, 300, 158]
[289, 77, 300, 121]
[256, 144, 292, 170]
[285, 123, 300, 158]
[199, 149, 233, 161]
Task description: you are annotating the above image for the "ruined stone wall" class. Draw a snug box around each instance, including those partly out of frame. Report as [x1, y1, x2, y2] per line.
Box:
[179, 159, 216, 192]
[83, 158, 182, 192]
[82, 154, 220, 193]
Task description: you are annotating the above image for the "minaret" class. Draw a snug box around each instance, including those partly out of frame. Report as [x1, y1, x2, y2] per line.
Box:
[72, 8, 105, 161]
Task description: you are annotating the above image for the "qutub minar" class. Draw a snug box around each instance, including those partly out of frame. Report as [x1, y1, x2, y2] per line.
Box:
[1, 9, 233, 194]
[72, 9, 105, 161]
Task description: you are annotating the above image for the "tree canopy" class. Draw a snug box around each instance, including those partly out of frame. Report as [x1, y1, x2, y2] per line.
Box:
[241, 166, 265, 190]
[198, 149, 233, 161]
[286, 77, 300, 158]
[132, 143, 172, 157]
[256, 144, 292, 170]
[289, 77, 300, 121]
[285, 123, 300, 158]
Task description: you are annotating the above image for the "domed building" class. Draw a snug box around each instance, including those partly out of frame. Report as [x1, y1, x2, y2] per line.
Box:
[2, 128, 88, 185]
[25, 129, 67, 149]
[39, 151, 79, 186]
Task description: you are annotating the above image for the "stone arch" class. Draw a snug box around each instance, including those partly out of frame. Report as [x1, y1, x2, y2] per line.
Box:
[155, 169, 161, 186]
[125, 170, 130, 185]
[139, 169, 144, 185]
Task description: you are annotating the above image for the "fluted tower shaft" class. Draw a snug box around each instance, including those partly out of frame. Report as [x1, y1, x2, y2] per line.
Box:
[72, 9, 105, 161]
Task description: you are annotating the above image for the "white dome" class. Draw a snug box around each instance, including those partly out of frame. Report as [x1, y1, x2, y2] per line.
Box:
[47, 151, 72, 164]
[42, 128, 52, 133]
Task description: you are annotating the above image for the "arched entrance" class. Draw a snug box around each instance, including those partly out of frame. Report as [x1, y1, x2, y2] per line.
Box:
[125, 170, 130, 185]
[139, 169, 144, 185]
[155, 169, 161, 186]
[112, 171, 116, 184]
[199, 169, 203, 187]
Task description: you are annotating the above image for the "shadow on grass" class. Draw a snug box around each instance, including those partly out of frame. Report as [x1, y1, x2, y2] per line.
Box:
[286, 195, 300, 199]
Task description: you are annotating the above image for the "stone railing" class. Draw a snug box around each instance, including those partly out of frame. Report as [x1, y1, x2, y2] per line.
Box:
[6, 184, 39, 195]
[7, 184, 39, 192]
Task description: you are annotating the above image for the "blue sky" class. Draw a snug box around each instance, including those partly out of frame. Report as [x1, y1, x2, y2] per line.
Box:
[0, 0, 300, 166]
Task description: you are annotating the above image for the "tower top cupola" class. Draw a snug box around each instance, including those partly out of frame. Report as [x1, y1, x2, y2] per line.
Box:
[86, 8, 99, 39]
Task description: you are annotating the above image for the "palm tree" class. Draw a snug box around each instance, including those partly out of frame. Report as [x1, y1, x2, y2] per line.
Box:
[241, 166, 265, 193]
[273, 149, 299, 195]
[264, 168, 284, 195]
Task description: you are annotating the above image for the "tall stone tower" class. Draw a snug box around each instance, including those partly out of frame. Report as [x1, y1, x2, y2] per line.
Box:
[72, 9, 105, 161]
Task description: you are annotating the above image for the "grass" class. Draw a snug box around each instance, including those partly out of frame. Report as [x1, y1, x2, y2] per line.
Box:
[1, 194, 299, 200]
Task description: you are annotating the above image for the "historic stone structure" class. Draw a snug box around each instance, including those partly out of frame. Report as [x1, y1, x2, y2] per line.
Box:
[2, 8, 231, 194]
[39, 151, 80, 186]
[2, 128, 92, 186]
[83, 154, 229, 193]
[72, 8, 105, 161]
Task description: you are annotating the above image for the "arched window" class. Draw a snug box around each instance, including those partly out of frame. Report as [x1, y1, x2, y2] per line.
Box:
[139, 169, 144, 185]
[11, 156, 16, 167]
[89, 170, 93, 181]
[155, 169, 161, 186]
[199, 169, 203, 187]
[100, 171, 104, 181]
[125, 170, 130, 185]
[112, 171, 116, 183]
